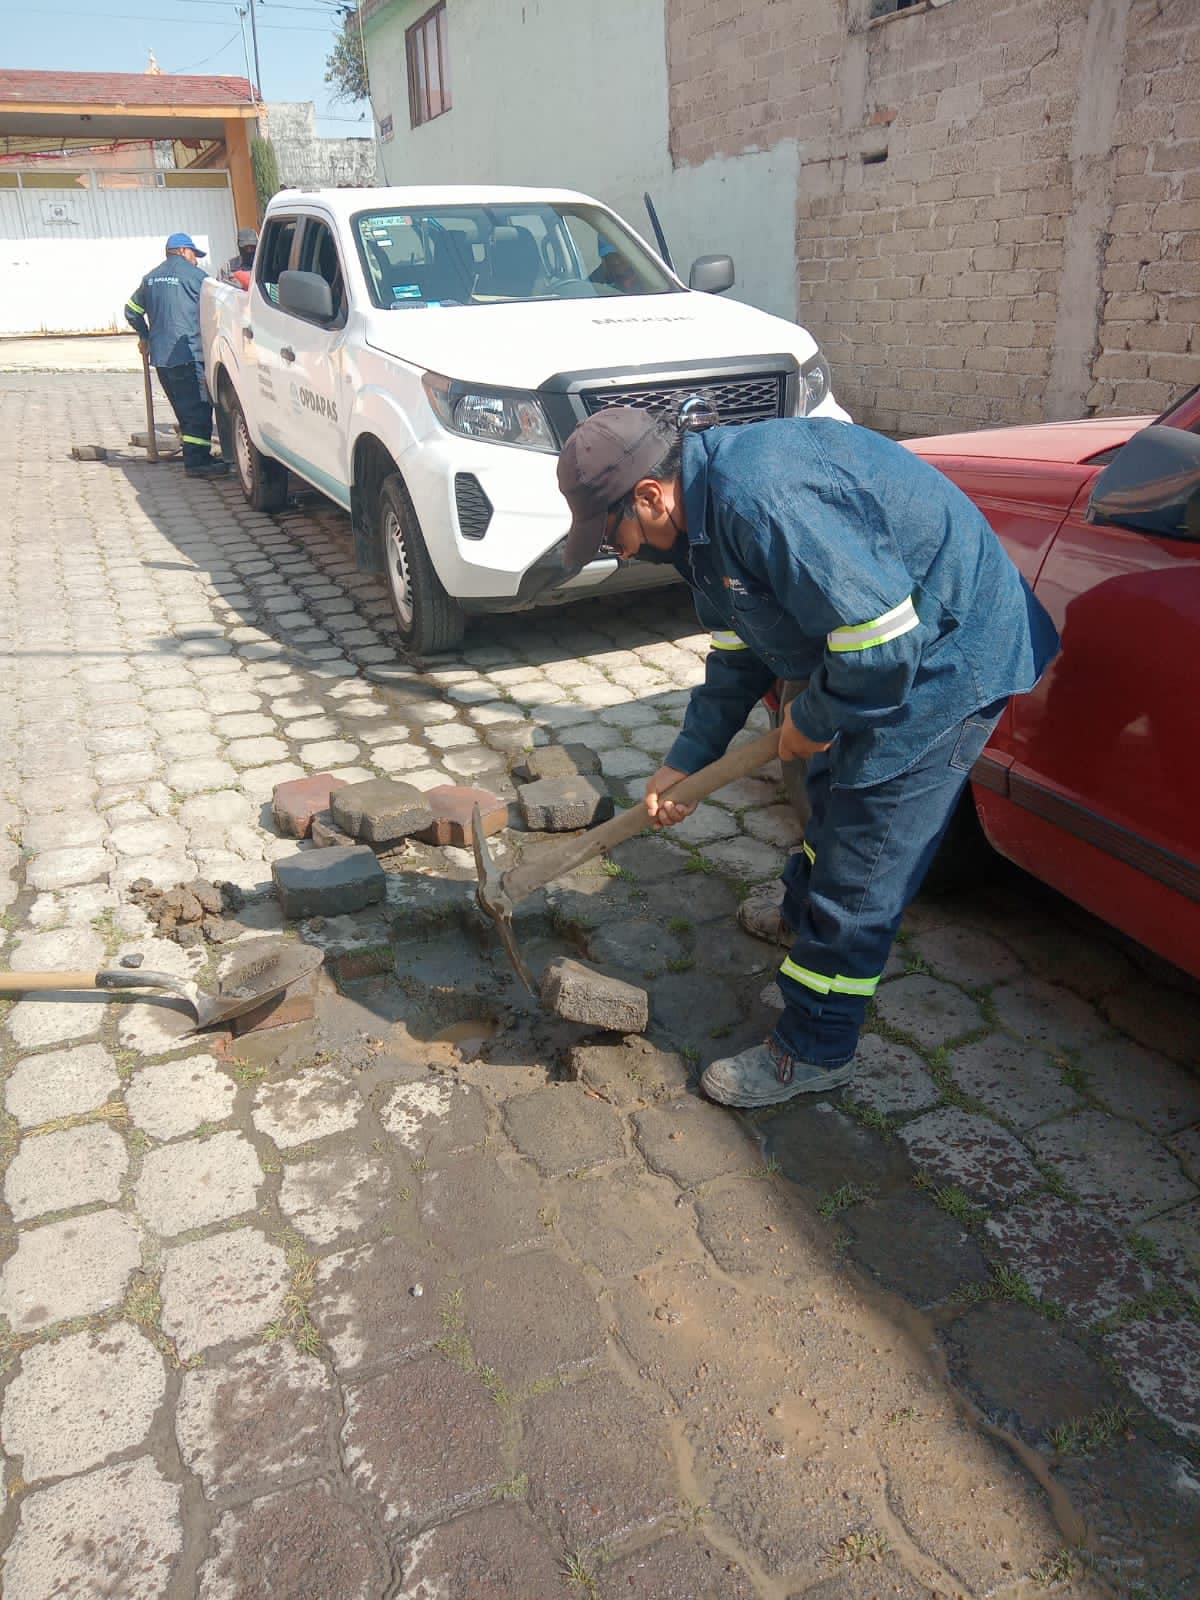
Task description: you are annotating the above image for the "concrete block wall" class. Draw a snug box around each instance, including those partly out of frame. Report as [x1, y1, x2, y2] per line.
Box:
[666, 0, 1199, 435]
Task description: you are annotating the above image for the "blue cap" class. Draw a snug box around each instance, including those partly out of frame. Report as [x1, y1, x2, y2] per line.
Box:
[165, 232, 205, 256]
[597, 236, 616, 257]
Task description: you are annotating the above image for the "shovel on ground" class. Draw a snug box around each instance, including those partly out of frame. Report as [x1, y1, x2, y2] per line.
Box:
[473, 725, 782, 990]
[0, 939, 323, 1036]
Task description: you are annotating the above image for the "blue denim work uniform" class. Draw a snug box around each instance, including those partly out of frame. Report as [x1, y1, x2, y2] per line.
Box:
[125, 256, 214, 468]
[663, 419, 1059, 1066]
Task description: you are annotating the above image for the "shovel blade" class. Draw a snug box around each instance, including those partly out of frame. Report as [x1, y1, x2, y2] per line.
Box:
[191, 939, 325, 1030]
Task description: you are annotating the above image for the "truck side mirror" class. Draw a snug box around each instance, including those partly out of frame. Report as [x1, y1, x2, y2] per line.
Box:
[689, 255, 735, 294]
[1088, 424, 1200, 541]
[278, 269, 335, 323]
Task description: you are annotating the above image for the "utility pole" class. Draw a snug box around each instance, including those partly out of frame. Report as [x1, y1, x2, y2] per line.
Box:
[247, 0, 263, 100]
[237, 7, 256, 103]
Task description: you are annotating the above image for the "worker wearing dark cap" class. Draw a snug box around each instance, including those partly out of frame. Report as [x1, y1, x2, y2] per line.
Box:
[556, 407, 1058, 1109]
[125, 232, 228, 479]
[221, 227, 259, 284]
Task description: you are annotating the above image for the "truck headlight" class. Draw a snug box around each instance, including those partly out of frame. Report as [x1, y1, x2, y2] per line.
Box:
[799, 353, 832, 414]
[423, 372, 555, 452]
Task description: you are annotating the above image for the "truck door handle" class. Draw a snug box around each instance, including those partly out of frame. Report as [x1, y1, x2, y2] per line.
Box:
[242, 326, 254, 342]
[280, 346, 296, 364]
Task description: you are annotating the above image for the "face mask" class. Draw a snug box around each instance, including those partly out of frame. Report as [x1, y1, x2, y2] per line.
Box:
[631, 501, 683, 563]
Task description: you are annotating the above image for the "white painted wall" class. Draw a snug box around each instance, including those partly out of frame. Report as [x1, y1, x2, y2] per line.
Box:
[0, 175, 236, 336]
[364, 0, 800, 321]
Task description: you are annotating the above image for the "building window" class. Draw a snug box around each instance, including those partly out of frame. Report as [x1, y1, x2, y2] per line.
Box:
[870, 0, 925, 17]
[407, 3, 451, 128]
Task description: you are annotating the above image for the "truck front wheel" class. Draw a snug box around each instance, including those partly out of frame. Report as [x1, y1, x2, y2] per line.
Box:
[225, 386, 288, 513]
[378, 473, 466, 656]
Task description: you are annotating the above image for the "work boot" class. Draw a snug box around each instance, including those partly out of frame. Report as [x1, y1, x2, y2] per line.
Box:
[185, 457, 230, 479]
[701, 1039, 856, 1107]
[737, 882, 791, 946]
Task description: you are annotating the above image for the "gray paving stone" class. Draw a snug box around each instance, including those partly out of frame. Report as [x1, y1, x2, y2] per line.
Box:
[990, 975, 1110, 1052]
[252, 1063, 364, 1148]
[168, 757, 240, 793]
[25, 845, 111, 891]
[331, 777, 433, 844]
[2, 1324, 165, 1481]
[125, 1052, 236, 1140]
[502, 1083, 625, 1175]
[871, 975, 984, 1050]
[523, 1370, 677, 1549]
[0, 1210, 141, 1332]
[541, 956, 648, 1031]
[462, 1247, 604, 1387]
[379, 1078, 488, 1157]
[511, 742, 601, 781]
[1170, 1123, 1200, 1182]
[272, 845, 386, 917]
[519, 774, 614, 830]
[949, 1035, 1082, 1129]
[847, 1032, 940, 1117]
[697, 834, 787, 882]
[634, 1095, 757, 1188]
[342, 1354, 504, 1523]
[278, 1150, 392, 1247]
[898, 1106, 1041, 1206]
[4, 1042, 120, 1128]
[160, 1229, 290, 1359]
[570, 1036, 690, 1107]
[4, 1123, 128, 1221]
[910, 923, 1026, 986]
[177, 1342, 338, 1495]
[1139, 1200, 1200, 1295]
[1078, 1036, 1200, 1135]
[135, 1130, 263, 1236]
[985, 1194, 1154, 1323]
[670, 802, 740, 846]
[395, 1504, 567, 1600]
[1, 1457, 182, 1600]
[418, 1151, 547, 1262]
[602, 1534, 757, 1599]
[1026, 1110, 1198, 1225]
[309, 1237, 446, 1374]
[199, 1480, 384, 1600]
[1106, 1311, 1200, 1442]
[19, 812, 105, 853]
[846, 1186, 992, 1307]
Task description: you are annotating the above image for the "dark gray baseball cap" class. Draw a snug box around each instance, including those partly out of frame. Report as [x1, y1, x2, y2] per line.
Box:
[558, 408, 675, 572]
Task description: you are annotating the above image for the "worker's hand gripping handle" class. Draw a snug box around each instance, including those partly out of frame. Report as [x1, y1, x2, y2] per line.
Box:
[499, 726, 781, 908]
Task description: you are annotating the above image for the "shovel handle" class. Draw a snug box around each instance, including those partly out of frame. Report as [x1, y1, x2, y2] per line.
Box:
[0, 969, 190, 997]
[501, 725, 781, 906]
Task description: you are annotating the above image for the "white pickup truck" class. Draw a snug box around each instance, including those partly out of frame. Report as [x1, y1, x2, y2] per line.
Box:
[201, 184, 848, 654]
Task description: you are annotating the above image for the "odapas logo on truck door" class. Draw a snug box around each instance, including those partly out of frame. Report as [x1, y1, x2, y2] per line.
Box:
[289, 381, 338, 425]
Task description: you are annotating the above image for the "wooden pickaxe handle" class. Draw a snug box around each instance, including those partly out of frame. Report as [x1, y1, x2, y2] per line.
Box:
[500, 725, 782, 907]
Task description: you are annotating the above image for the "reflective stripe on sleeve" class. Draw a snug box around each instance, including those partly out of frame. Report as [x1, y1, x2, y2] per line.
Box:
[779, 957, 881, 997]
[827, 595, 919, 654]
[710, 630, 748, 651]
[801, 840, 816, 865]
[126, 299, 144, 313]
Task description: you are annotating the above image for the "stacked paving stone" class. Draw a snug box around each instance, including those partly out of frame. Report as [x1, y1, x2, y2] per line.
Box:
[0, 371, 1194, 1597]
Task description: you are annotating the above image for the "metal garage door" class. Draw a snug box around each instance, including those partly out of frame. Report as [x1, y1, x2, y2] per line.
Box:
[0, 169, 238, 336]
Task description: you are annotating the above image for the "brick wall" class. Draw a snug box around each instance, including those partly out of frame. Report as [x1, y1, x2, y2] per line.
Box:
[665, 0, 1199, 435]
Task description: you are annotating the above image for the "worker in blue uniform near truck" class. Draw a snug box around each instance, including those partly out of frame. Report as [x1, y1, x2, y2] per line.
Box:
[557, 407, 1060, 1109]
[125, 232, 229, 479]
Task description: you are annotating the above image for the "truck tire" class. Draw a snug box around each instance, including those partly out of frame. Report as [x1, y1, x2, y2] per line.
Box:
[378, 473, 466, 656]
[226, 387, 288, 513]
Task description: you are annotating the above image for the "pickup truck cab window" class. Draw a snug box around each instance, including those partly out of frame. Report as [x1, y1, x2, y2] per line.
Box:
[295, 217, 347, 325]
[353, 203, 679, 309]
[257, 217, 298, 305]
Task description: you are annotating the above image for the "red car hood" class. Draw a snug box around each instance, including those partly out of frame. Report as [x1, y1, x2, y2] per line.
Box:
[905, 415, 1154, 466]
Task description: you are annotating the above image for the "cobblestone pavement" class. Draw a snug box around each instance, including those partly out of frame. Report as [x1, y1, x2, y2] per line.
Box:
[0, 373, 1197, 1599]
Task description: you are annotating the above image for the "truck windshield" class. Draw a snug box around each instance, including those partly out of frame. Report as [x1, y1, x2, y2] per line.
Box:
[352, 203, 679, 309]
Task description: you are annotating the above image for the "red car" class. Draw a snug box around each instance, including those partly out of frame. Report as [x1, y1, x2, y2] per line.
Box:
[907, 385, 1200, 981]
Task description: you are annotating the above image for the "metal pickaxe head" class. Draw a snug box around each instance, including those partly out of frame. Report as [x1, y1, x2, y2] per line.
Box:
[471, 804, 535, 993]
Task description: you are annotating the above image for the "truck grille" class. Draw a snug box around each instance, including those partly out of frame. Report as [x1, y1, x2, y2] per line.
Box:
[454, 473, 493, 540]
[579, 373, 787, 428]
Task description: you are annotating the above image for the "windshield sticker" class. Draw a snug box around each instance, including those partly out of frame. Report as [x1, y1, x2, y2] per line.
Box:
[370, 214, 413, 228]
[391, 284, 422, 299]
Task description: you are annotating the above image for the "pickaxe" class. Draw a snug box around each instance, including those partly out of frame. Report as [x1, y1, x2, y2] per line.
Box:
[473, 725, 782, 990]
